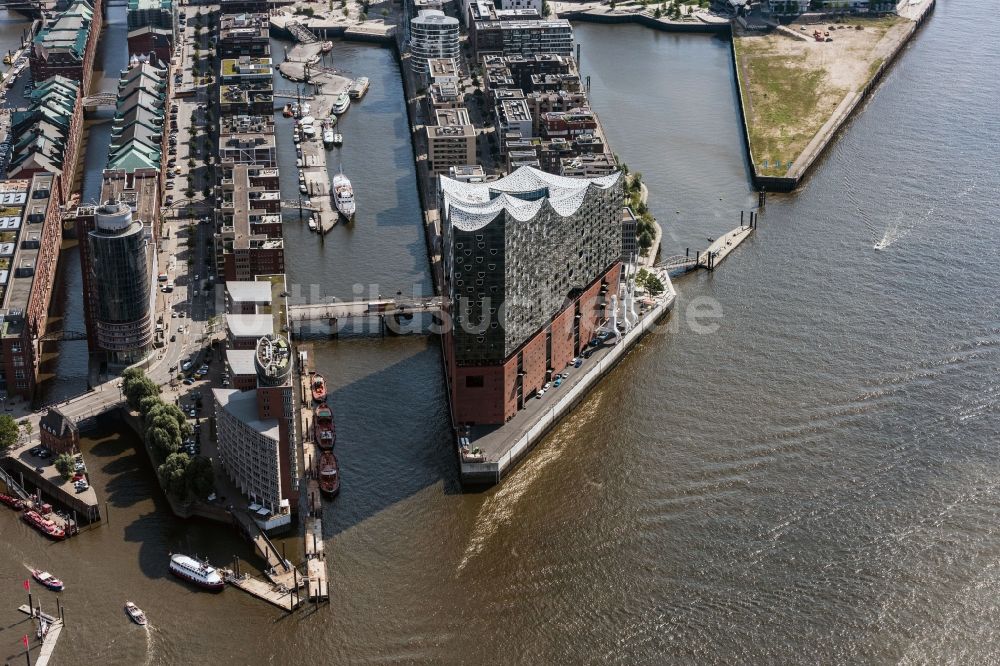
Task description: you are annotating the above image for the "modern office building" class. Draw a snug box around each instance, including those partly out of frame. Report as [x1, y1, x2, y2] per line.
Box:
[214, 332, 296, 531]
[79, 201, 156, 366]
[409, 10, 460, 76]
[0, 174, 62, 401]
[219, 56, 274, 115]
[470, 5, 573, 60]
[226, 280, 272, 314]
[218, 13, 270, 58]
[218, 115, 277, 167]
[30, 0, 103, 92]
[426, 107, 478, 176]
[439, 166, 624, 425]
[214, 163, 284, 280]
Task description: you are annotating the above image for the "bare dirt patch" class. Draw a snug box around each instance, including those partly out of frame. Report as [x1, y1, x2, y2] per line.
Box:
[735, 15, 909, 176]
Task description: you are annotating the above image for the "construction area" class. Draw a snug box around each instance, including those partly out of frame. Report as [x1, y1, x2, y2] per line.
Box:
[734, 7, 923, 177]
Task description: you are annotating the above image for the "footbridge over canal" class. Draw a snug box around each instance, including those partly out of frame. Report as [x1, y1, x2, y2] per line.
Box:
[287, 298, 446, 337]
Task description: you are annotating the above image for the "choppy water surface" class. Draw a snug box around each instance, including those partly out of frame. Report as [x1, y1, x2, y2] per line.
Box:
[4, 2, 1000, 662]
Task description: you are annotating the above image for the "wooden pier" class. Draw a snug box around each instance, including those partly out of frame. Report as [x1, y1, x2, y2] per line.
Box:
[17, 605, 63, 666]
[223, 571, 299, 612]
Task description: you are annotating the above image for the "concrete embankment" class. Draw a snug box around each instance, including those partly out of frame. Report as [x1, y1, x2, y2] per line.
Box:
[735, 0, 936, 192]
[560, 8, 731, 34]
[460, 279, 677, 486]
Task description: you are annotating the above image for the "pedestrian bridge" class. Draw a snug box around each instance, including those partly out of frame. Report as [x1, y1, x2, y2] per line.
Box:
[287, 298, 445, 323]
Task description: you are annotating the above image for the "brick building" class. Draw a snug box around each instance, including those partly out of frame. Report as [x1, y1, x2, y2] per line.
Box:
[439, 166, 623, 425]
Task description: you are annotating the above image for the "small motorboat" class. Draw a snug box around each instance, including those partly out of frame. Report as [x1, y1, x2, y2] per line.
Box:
[31, 569, 64, 592]
[308, 217, 317, 231]
[282, 103, 292, 117]
[312, 374, 327, 402]
[332, 133, 343, 147]
[124, 601, 147, 626]
[321, 40, 333, 53]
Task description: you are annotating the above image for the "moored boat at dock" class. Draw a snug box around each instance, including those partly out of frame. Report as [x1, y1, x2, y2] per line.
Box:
[124, 601, 147, 626]
[282, 103, 293, 117]
[322, 118, 335, 147]
[319, 451, 340, 498]
[0, 492, 25, 510]
[348, 77, 369, 99]
[333, 171, 355, 221]
[312, 374, 326, 402]
[31, 569, 64, 591]
[321, 40, 333, 53]
[313, 402, 336, 450]
[331, 92, 350, 115]
[22, 510, 66, 541]
[332, 133, 343, 147]
[169, 554, 225, 591]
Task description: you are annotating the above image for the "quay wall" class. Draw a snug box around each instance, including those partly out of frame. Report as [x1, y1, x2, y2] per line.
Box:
[461, 289, 677, 486]
[121, 409, 230, 523]
[0, 456, 101, 522]
[562, 10, 731, 34]
[735, 0, 936, 193]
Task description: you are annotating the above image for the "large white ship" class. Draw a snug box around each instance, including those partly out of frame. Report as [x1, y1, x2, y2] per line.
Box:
[332, 171, 356, 221]
[169, 554, 225, 591]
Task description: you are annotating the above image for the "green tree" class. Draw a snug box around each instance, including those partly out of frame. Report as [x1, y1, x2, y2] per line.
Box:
[185, 456, 215, 498]
[157, 452, 191, 498]
[122, 375, 160, 411]
[139, 394, 160, 418]
[638, 230, 653, 252]
[0, 414, 19, 452]
[54, 453, 75, 480]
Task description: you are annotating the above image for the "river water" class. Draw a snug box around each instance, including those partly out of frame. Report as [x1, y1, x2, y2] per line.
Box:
[4, 1, 1000, 662]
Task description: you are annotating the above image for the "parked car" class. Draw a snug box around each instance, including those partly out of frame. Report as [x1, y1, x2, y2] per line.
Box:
[182, 361, 193, 371]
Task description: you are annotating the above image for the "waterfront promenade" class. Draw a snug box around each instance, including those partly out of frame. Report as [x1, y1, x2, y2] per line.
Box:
[461, 271, 677, 484]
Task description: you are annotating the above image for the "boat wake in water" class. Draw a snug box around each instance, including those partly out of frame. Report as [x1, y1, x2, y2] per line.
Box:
[870, 180, 977, 251]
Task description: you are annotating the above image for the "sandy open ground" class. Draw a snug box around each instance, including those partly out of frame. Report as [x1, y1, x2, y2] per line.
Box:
[735, 14, 912, 176]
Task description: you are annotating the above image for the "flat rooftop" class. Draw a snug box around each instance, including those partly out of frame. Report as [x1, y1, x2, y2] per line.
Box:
[227, 279, 272, 303]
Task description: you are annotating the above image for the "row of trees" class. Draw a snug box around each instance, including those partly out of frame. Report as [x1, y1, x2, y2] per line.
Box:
[626, 173, 657, 255]
[122, 368, 215, 501]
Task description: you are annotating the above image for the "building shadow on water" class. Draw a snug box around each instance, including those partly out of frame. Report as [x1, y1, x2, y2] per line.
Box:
[316, 343, 460, 537]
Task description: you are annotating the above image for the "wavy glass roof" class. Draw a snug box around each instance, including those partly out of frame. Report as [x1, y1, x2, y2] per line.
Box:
[440, 166, 620, 231]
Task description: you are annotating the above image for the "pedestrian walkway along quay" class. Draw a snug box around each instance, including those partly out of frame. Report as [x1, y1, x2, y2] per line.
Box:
[458, 274, 678, 486]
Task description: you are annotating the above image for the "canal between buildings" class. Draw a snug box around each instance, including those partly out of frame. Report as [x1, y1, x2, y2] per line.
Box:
[4, 2, 1000, 661]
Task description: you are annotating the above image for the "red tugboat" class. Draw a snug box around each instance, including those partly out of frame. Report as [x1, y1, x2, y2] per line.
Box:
[31, 569, 64, 591]
[22, 510, 66, 541]
[311, 374, 327, 403]
[0, 492, 25, 510]
[313, 402, 336, 450]
[318, 451, 340, 498]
